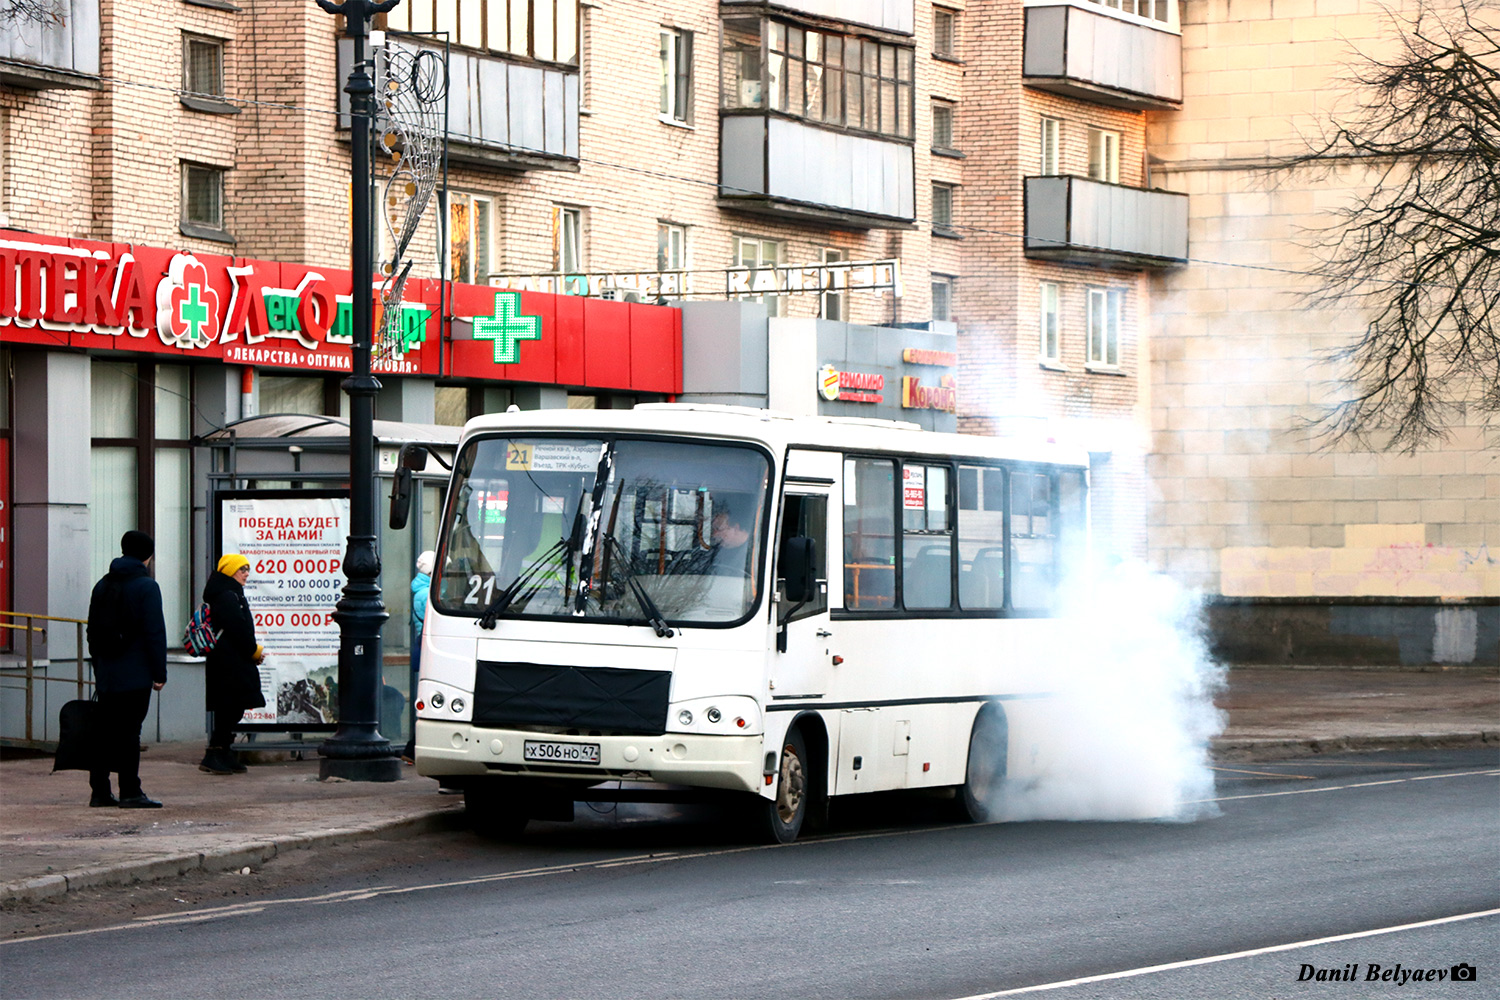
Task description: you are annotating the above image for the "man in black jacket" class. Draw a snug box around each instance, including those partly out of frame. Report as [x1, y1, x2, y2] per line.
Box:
[85, 530, 168, 808]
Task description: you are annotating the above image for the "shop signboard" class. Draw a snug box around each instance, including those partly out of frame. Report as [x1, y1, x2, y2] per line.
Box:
[0, 230, 682, 394]
[216, 490, 349, 730]
[815, 364, 885, 403]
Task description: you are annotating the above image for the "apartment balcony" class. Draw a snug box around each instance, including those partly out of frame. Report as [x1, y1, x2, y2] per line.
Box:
[720, 0, 913, 36]
[1024, 175, 1187, 268]
[720, 115, 915, 228]
[1023, 2, 1181, 109]
[338, 38, 579, 170]
[0, 0, 101, 89]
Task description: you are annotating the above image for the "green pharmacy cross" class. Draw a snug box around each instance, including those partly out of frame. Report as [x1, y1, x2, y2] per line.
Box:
[473, 291, 542, 364]
[179, 284, 212, 343]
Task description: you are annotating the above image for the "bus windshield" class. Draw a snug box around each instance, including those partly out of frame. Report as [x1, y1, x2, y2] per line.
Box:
[435, 435, 771, 626]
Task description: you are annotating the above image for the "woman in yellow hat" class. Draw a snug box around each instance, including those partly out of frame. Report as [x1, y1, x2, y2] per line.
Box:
[199, 554, 267, 774]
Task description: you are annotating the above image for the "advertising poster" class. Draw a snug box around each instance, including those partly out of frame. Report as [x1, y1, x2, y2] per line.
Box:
[217, 491, 350, 729]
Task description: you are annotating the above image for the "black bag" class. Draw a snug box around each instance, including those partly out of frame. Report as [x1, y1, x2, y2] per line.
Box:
[52, 698, 102, 772]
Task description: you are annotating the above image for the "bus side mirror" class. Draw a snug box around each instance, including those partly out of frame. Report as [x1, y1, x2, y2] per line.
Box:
[388, 445, 428, 530]
[782, 536, 818, 604]
[389, 467, 413, 529]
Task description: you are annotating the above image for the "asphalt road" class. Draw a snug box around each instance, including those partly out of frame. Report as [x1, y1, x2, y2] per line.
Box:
[2, 749, 1496, 1000]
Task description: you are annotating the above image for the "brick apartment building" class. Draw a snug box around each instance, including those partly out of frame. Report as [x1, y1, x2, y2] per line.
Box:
[0, 0, 1176, 649]
[3, 0, 1488, 675]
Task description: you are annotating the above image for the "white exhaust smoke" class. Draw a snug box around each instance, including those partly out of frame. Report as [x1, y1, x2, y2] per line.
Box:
[995, 561, 1226, 823]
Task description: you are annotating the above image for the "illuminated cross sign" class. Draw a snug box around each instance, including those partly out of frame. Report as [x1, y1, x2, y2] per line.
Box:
[472, 290, 542, 364]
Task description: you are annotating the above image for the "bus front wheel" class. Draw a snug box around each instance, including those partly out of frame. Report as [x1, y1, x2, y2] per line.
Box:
[759, 728, 809, 844]
[957, 706, 1008, 823]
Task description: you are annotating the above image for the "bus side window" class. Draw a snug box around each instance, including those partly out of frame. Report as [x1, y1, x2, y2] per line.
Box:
[778, 494, 828, 620]
[902, 463, 953, 610]
[958, 465, 1005, 610]
[1011, 471, 1057, 613]
[843, 457, 896, 609]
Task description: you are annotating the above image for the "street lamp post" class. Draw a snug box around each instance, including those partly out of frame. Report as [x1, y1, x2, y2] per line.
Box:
[317, 0, 402, 781]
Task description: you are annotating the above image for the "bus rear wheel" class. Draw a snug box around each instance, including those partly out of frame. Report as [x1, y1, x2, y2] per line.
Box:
[956, 706, 1008, 823]
[759, 728, 809, 844]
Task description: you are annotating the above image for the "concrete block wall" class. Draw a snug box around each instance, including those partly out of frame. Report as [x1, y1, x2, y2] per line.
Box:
[1144, 0, 1498, 611]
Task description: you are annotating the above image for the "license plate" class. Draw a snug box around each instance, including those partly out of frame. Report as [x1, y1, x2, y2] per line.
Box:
[524, 740, 601, 765]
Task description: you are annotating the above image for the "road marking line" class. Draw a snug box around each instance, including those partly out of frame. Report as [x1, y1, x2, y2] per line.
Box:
[953, 909, 1500, 998]
[1191, 768, 1499, 804]
[1211, 766, 1317, 779]
[1253, 760, 1452, 767]
[8, 770, 1494, 945]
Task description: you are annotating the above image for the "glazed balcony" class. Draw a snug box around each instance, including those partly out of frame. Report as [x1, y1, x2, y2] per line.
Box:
[1023, 1, 1181, 109]
[720, 114, 915, 228]
[0, 0, 101, 89]
[338, 37, 579, 170]
[720, 0, 913, 36]
[1024, 175, 1188, 268]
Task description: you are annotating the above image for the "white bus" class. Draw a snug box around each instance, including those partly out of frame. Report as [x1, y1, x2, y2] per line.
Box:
[393, 404, 1089, 842]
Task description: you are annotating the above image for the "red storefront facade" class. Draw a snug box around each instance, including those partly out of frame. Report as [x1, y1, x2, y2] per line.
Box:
[0, 230, 683, 658]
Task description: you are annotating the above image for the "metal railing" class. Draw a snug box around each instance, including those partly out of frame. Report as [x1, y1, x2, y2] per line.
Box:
[0, 611, 92, 750]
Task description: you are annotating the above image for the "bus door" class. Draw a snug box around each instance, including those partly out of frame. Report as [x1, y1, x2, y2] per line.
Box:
[771, 484, 833, 700]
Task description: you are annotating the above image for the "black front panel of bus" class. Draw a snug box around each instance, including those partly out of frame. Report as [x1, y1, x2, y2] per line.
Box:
[474, 661, 671, 735]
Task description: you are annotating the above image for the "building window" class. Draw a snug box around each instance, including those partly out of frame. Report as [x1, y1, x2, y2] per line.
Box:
[448, 192, 493, 284]
[1088, 127, 1121, 183]
[932, 182, 956, 235]
[1039, 282, 1060, 362]
[387, 0, 581, 64]
[932, 102, 955, 151]
[734, 235, 783, 317]
[660, 28, 693, 123]
[658, 223, 686, 271]
[725, 18, 914, 140]
[182, 163, 225, 230]
[1086, 0, 1171, 24]
[932, 274, 954, 322]
[183, 35, 224, 98]
[1087, 287, 1123, 367]
[821, 247, 845, 321]
[554, 205, 584, 272]
[933, 6, 958, 58]
[90, 361, 195, 635]
[1040, 117, 1061, 175]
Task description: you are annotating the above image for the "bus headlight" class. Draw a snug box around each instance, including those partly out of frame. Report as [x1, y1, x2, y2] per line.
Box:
[451, 697, 466, 713]
[431, 691, 445, 709]
[667, 696, 762, 735]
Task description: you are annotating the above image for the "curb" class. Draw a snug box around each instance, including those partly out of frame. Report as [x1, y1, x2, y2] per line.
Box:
[1212, 731, 1499, 761]
[0, 806, 465, 905]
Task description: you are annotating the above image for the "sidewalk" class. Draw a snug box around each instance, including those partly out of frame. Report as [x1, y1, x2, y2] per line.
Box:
[2, 666, 1495, 904]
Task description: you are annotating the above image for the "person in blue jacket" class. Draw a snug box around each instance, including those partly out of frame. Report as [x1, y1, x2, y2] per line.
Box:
[404, 550, 434, 761]
[85, 530, 168, 808]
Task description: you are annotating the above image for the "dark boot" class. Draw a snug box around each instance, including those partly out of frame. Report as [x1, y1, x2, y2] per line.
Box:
[198, 747, 233, 775]
[224, 748, 248, 773]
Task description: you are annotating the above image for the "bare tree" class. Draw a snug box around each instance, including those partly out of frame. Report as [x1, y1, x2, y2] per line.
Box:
[1297, 0, 1498, 452]
[0, 0, 65, 26]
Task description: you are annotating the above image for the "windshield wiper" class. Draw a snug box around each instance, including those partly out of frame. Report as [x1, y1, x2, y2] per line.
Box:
[477, 535, 570, 630]
[604, 535, 675, 638]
